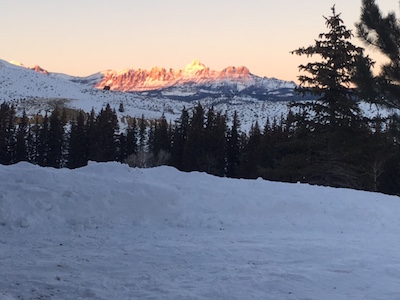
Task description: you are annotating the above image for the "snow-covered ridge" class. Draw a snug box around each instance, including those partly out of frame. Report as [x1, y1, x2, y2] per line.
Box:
[1, 58, 295, 93]
[1, 161, 399, 231]
[0, 58, 304, 131]
[0, 58, 389, 132]
[93, 59, 296, 92]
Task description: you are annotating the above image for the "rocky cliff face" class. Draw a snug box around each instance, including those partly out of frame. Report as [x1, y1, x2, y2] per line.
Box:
[29, 65, 49, 75]
[95, 60, 263, 92]
[0, 57, 299, 107]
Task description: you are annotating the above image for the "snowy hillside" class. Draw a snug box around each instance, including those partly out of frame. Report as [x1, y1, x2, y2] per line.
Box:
[93, 60, 297, 96]
[0, 59, 392, 131]
[1, 162, 400, 299]
[0, 59, 300, 130]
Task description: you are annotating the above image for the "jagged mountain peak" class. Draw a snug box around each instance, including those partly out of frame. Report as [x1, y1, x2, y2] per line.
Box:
[4, 60, 49, 75]
[219, 65, 251, 79]
[184, 59, 207, 73]
[29, 65, 49, 75]
[94, 60, 285, 92]
[0, 58, 296, 98]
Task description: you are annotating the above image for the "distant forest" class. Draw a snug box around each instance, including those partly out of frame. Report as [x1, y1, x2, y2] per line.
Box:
[0, 100, 399, 195]
[1, 2, 400, 195]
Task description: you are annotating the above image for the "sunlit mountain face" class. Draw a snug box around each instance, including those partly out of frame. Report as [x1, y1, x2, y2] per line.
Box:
[2, 58, 297, 100]
[93, 60, 293, 93]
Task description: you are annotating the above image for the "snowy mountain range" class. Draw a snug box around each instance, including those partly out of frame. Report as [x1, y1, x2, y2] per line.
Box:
[89, 60, 296, 99]
[69, 59, 299, 102]
[0, 58, 303, 129]
[0, 58, 383, 130]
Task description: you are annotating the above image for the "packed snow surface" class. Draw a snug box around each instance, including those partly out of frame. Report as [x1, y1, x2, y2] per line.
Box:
[1, 162, 400, 299]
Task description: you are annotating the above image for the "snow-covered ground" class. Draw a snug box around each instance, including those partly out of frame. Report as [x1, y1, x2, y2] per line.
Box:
[1, 162, 399, 299]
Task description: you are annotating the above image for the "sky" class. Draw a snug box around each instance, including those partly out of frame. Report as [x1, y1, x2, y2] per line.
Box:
[1, 0, 397, 82]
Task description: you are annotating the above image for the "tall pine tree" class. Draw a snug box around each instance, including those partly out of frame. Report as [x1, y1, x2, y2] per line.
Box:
[15, 109, 29, 163]
[171, 107, 189, 170]
[95, 104, 119, 162]
[0, 102, 16, 165]
[226, 111, 241, 178]
[183, 103, 205, 171]
[290, 6, 371, 188]
[47, 107, 65, 168]
[68, 110, 88, 169]
[291, 6, 366, 131]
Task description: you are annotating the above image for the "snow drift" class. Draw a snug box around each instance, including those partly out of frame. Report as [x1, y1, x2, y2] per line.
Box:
[1, 161, 399, 233]
[1, 162, 400, 299]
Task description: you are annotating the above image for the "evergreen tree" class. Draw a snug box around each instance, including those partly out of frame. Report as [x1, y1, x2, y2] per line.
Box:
[86, 108, 98, 162]
[240, 121, 262, 178]
[147, 120, 156, 154]
[356, 1, 400, 194]
[258, 116, 286, 181]
[226, 111, 241, 178]
[95, 104, 119, 162]
[203, 107, 217, 172]
[154, 113, 170, 154]
[37, 112, 49, 167]
[15, 109, 29, 163]
[204, 110, 227, 176]
[290, 6, 371, 188]
[47, 107, 64, 168]
[356, 0, 400, 109]
[171, 107, 189, 169]
[139, 114, 147, 152]
[183, 103, 205, 171]
[126, 117, 138, 158]
[167, 120, 173, 153]
[117, 132, 127, 163]
[68, 110, 88, 169]
[27, 115, 41, 164]
[147, 114, 171, 166]
[0, 102, 16, 165]
[291, 6, 366, 131]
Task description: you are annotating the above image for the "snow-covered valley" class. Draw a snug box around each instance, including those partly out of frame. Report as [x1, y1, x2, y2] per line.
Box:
[1, 162, 399, 299]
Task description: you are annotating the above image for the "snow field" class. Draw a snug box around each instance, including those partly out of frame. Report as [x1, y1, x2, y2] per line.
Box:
[1, 162, 400, 299]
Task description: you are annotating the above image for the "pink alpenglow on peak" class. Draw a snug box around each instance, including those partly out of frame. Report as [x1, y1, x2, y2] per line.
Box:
[219, 66, 251, 79]
[29, 65, 49, 75]
[184, 60, 207, 73]
[95, 60, 256, 92]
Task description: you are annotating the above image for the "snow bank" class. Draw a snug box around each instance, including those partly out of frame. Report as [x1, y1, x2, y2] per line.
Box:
[0, 294, 16, 300]
[1, 161, 399, 233]
[1, 162, 400, 299]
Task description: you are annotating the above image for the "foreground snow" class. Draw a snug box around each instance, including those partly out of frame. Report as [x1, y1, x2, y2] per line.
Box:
[0, 162, 399, 299]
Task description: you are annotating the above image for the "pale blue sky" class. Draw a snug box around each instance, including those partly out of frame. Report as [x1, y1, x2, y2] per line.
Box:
[1, 0, 396, 81]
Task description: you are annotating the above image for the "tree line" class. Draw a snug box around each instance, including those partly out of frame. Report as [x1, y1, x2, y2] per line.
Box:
[1, 1, 400, 195]
[0, 99, 399, 194]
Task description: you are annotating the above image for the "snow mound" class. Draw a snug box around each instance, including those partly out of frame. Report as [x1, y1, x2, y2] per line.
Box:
[1, 162, 400, 299]
[0, 294, 17, 300]
[0, 162, 399, 233]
